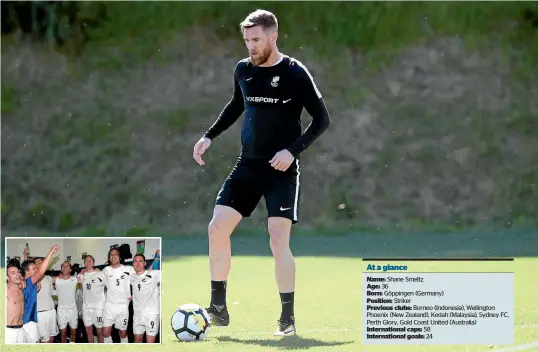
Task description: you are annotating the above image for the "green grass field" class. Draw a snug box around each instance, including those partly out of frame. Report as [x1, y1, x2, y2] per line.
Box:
[1, 232, 537, 351]
[165, 256, 538, 352]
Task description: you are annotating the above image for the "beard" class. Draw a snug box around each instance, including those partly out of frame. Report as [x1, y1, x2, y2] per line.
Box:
[250, 45, 272, 66]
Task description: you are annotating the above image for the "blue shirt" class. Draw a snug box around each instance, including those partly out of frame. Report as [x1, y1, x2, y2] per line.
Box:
[23, 277, 38, 324]
[152, 253, 160, 270]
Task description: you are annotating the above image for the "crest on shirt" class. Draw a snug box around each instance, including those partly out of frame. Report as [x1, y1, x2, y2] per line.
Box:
[271, 76, 280, 87]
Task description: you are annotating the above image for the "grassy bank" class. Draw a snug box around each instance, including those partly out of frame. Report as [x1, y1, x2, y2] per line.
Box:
[1, 2, 537, 234]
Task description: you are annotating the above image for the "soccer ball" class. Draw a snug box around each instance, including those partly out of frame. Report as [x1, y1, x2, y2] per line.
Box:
[171, 303, 211, 341]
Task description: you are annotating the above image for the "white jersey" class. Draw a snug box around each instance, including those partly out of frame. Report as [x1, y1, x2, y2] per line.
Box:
[55, 276, 79, 310]
[131, 270, 161, 315]
[79, 271, 107, 310]
[37, 275, 55, 311]
[102, 265, 135, 305]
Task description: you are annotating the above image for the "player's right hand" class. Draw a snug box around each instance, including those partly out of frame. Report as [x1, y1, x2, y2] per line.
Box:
[18, 276, 26, 290]
[49, 245, 60, 254]
[193, 137, 212, 166]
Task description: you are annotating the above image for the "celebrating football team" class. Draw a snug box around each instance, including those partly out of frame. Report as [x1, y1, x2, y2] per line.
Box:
[5, 244, 161, 344]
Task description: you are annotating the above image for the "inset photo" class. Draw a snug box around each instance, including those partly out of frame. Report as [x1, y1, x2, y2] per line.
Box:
[5, 237, 162, 344]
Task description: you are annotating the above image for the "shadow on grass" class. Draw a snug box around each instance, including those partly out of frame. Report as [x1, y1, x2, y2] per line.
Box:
[2, 228, 537, 267]
[215, 335, 354, 350]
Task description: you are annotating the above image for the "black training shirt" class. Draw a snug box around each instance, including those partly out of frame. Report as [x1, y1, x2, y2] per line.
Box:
[204, 55, 331, 160]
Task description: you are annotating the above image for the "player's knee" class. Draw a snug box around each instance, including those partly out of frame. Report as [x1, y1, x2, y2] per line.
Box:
[268, 223, 291, 253]
[268, 221, 290, 238]
[208, 218, 229, 240]
[269, 236, 290, 254]
[208, 221, 220, 238]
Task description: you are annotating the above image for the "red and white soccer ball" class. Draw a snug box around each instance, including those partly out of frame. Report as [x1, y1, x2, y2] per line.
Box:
[171, 303, 212, 342]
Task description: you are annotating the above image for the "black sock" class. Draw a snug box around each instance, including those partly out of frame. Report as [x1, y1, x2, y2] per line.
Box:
[211, 280, 227, 307]
[280, 292, 295, 320]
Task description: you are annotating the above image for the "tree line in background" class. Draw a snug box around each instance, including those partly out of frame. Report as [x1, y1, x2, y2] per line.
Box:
[1, 1, 537, 53]
[1, 1, 107, 53]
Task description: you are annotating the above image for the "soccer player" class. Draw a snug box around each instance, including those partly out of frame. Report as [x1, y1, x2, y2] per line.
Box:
[192, 9, 330, 336]
[53, 261, 79, 343]
[6, 261, 26, 344]
[35, 257, 59, 343]
[21, 245, 60, 343]
[101, 248, 135, 343]
[130, 251, 161, 343]
[78, 255, 107, 343]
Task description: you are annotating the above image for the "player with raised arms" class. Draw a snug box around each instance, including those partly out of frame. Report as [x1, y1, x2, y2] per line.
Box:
[192, 9, 330, 336]
[53, 261, 80, 343]
[78, 255, 107, 343]
[130, 250, 161, 343]
[21, 245, 60, 342]
[34, 257, 59, 343]
[101, 248, 135, 343]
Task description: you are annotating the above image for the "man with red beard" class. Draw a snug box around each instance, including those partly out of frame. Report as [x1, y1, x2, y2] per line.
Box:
[192, 9, 330, 337]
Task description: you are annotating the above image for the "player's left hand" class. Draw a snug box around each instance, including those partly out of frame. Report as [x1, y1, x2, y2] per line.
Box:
[269, 149, 295, 171]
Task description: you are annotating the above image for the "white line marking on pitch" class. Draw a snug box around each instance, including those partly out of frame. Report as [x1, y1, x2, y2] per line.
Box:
[488, 341, 538, 352]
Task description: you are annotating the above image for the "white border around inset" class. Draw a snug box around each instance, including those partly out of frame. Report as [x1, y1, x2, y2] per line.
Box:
[4, 236, 163, 345]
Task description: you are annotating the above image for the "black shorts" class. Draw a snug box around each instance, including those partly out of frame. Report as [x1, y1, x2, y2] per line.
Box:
[215, 158, 301, 224]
